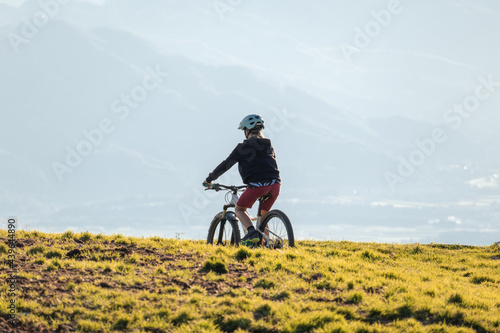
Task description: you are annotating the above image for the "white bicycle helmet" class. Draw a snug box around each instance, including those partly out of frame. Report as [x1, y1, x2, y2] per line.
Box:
[238, 114, 265, 130]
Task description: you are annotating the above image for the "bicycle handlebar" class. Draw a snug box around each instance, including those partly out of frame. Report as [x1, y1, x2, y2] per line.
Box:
[205, 183, 247, 192]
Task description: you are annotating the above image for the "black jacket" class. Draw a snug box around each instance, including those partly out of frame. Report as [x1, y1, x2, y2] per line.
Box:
[206, 138, 280, 185]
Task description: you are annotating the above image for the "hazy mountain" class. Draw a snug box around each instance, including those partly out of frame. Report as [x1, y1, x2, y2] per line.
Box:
[2, 1, 499, 245]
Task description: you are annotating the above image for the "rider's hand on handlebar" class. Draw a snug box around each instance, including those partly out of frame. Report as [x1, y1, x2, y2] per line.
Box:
[202, 181, 213, 189]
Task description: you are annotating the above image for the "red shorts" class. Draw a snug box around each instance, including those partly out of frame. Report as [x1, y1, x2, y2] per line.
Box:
[237, 183, 281, 211]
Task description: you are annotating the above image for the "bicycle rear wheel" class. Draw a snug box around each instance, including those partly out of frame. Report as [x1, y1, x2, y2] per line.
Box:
[259, 210, 294, 248]
[207, 212, 241, 246]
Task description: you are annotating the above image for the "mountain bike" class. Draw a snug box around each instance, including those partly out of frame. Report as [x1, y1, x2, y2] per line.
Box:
[205, 184, 294, 248]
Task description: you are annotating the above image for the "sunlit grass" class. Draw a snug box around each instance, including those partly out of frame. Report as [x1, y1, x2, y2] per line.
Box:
[0, 230, 499, 332]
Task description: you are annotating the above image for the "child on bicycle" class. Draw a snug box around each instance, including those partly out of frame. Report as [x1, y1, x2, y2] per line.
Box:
[203, 114, 281, 247]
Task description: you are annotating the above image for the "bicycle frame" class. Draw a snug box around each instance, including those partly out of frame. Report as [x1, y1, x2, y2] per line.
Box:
[222, 191, 263, 228]
[217, 185, 283, 247]
[207, 183, 293, 248]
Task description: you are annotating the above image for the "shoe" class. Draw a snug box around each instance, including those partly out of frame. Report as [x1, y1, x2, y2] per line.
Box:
[239, 229, 260, 247]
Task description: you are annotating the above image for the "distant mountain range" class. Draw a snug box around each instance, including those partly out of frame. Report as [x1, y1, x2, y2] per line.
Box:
[1, 1, 498, 245]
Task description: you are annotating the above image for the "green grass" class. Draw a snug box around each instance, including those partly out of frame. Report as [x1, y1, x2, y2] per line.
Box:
[0, 230, 499, 332]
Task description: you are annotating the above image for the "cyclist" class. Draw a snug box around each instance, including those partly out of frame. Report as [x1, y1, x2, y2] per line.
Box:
[203, 114, 281, 247]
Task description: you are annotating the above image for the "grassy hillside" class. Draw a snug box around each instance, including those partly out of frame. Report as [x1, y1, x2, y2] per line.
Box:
[1, 230, 499, 332]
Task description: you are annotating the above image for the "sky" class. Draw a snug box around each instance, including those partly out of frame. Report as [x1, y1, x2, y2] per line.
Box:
[0, 0, 106, 5]
[0, 0, 20, 5]
[2, 0, 499, 245]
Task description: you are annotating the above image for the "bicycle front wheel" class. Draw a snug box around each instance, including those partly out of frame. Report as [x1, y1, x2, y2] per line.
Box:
[259, 210, 294, 248]
[207, 212, 241, 246]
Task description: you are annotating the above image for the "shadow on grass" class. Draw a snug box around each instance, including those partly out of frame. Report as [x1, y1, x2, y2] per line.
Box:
[366, 306, 488, 333]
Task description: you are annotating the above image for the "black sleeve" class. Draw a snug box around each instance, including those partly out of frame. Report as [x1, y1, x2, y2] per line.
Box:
[206, 145, 241, 183]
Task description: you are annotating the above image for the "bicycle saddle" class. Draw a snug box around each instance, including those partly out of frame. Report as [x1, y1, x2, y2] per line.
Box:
[259, 193, 272, 202]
